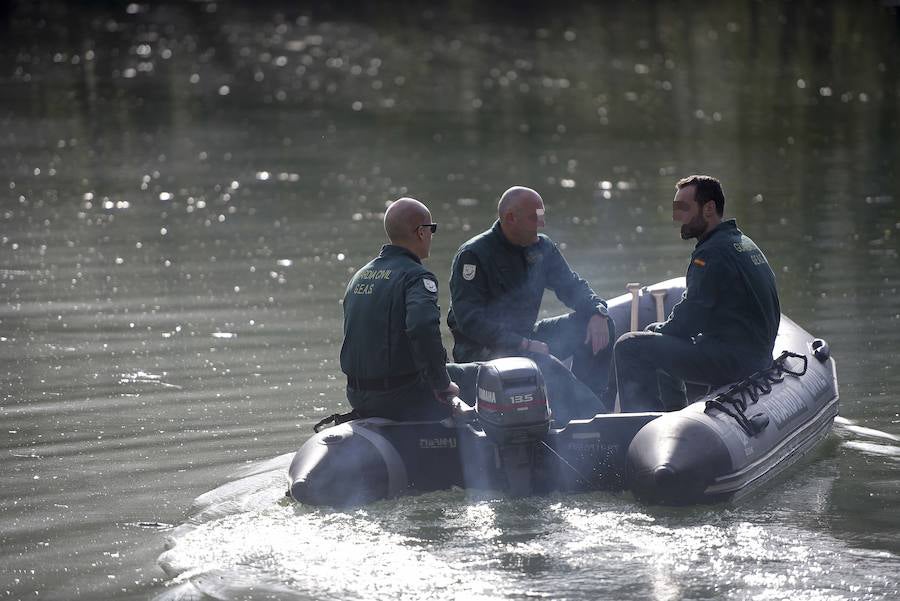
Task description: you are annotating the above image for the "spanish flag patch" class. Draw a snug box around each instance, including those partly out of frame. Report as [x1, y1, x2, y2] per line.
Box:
[693, 258, 706, 267]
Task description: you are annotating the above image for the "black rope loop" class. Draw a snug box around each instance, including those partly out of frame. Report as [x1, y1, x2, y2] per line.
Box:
[705, 350, 808, 437]
[313, 410, 360, 433]
[774, 350, 807, 377]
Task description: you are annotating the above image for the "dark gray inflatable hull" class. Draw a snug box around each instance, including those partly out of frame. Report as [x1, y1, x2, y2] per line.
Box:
[626, 314, 839, 505]
[288, 278, 839, 507]
[288, 411, 662, 506]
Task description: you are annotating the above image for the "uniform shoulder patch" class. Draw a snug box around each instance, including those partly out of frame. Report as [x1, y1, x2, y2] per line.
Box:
[693, 258, 707, 267]
[423, 278, 438, 293]
[462, 264, 476, 281]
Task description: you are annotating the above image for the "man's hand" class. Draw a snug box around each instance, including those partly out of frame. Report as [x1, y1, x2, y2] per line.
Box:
[434, 380, 461, 404]
[585, 313, 610, 354]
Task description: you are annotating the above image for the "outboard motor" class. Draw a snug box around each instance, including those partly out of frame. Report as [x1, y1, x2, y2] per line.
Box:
[475, 357, 551, 496]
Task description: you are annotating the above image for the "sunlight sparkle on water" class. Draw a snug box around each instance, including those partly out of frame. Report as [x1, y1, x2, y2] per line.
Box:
[160, 506, 494, 601]
[119, 371, 181, 389]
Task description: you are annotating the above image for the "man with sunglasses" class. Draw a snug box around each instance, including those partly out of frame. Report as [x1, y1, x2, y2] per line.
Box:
[340, 197, 459, 420]
[447, 186, 615, 422]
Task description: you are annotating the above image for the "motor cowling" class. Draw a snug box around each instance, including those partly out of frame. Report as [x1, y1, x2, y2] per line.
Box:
[475, 357, 551, 446]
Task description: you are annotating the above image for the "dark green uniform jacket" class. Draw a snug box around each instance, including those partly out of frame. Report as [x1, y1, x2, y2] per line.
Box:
[447, 221, 607, 361]
[658, 219, 780, 363]
[340, 245, 451, 393]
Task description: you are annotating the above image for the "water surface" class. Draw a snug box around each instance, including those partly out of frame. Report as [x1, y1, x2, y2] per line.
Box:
[2, 2, 899, 599]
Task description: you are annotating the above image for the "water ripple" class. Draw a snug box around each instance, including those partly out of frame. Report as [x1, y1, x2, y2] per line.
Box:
[118, 371, 182, 389]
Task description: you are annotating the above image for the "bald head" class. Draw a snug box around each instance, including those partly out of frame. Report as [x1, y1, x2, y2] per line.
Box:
[384, 197, 430, 243]
[498, 186, 545, 246]
[384, 197, 434, 259]
[498, 186, 541, 218]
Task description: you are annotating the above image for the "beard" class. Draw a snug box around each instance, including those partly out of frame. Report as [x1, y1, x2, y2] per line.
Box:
[680, 213, 708, 240]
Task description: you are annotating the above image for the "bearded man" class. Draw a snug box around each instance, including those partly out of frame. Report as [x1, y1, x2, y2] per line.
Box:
[610, 175, 781, 412]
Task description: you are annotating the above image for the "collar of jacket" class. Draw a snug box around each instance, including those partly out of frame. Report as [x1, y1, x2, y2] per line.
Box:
[378, 244, 422, 264]
[695, 218, 738, 248]
[491, 219, 538, 253]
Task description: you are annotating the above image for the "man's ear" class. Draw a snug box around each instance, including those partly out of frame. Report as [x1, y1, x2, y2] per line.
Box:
[702, 201, 715, 218]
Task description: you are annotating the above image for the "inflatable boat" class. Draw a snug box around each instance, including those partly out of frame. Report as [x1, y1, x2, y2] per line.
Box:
[288, 278, 839, 506]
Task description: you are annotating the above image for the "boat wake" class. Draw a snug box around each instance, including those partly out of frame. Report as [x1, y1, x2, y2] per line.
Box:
[834, 416, 900, 460]
[154, 438, 899, 601]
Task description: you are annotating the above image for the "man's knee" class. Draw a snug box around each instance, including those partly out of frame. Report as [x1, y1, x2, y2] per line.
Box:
[614, 331, 657, 358]
[532, 312, 573, 348]
[447, 362, 480, 406]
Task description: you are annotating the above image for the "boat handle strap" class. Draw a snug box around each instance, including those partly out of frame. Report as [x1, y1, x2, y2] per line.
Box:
[314, 410, 360, 433]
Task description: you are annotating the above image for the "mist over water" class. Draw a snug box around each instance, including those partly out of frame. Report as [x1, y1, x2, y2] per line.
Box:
[2, 1, 899, 599]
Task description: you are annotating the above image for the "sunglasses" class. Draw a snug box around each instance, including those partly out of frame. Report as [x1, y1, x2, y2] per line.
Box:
[417, 223, 438, 233]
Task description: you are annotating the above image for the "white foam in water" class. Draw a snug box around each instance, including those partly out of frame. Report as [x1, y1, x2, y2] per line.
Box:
[156, 453, 900, 601]
[842, 441, 900, 459]
[834, 415, 900, 461]
[157, 494, 500, 600]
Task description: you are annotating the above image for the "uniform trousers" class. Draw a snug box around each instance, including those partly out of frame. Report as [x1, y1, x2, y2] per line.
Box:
[610, 330, 771, 412]
[531, 311, 616, 399]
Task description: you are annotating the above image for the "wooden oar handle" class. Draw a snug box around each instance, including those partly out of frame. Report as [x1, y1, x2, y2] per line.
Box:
[651, 289, 667, 323]
[626, 282, 641, 332]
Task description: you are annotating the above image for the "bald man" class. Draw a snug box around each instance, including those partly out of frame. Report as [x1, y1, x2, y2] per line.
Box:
[340, 197, 459, 420]
[447, 187, 615, 422]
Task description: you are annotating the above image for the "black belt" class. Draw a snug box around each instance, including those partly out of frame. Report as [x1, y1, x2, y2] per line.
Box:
[346, 372, 420, 391]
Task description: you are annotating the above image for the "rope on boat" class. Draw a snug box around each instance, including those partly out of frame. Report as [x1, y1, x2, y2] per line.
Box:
[313, 410, 360, 433]
[704, 350, 808, 437]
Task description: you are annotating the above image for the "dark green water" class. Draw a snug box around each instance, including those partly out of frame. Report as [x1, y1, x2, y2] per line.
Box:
[2, 2, 899, 599]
